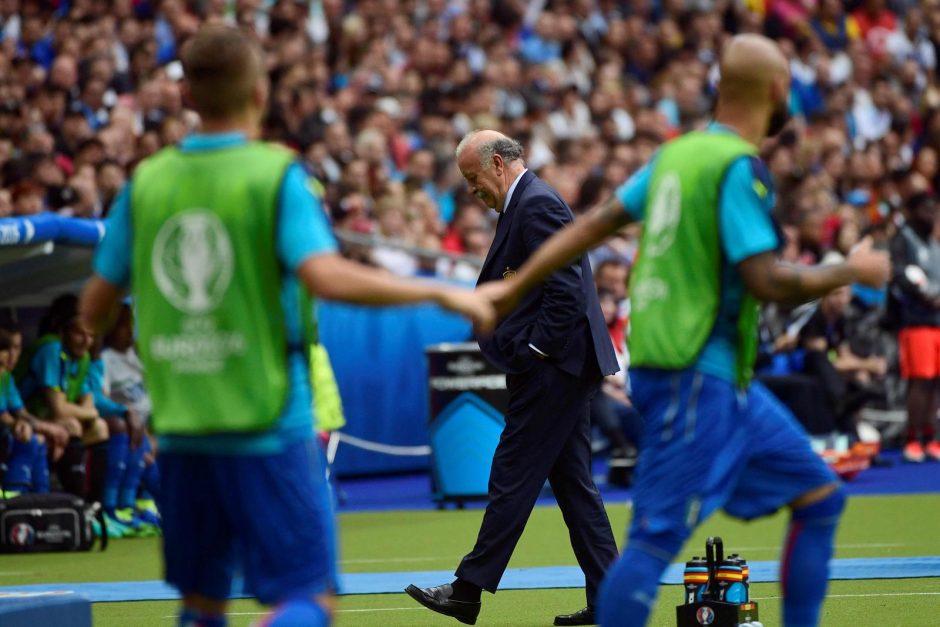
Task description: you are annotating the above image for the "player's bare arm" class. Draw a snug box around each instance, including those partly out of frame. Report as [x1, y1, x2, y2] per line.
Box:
[44, 388, 99, 422]
[480, 195, 635, 315]
[297, 252, 496, 334]
[738, 236, 890, 304]
[80, 275, 125, 337]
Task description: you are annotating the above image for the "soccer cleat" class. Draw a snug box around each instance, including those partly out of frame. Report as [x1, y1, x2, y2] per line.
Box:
[2, 490, 21, 499]
[903, 441, 925, 463]
[101, 513, 130, 538]
[136, 498, 159, 515]
[926, 441, 940, 462]
[115, 508, 160, 537]
[135, 507, 161, 527]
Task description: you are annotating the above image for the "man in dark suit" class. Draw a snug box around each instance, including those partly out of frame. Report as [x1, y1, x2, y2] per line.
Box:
[406, 130, 620, 626]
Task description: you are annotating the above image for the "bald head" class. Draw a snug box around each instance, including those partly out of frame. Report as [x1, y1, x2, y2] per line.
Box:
[455, 130, 526, 211]
[718, 34, 788, 102]
[715, 35, 791, 143]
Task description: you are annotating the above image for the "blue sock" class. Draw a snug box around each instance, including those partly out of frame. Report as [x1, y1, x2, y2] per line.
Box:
[32, 438, 50, 493]
[104, 432, 129, 512]
[178, 608, 227, 627]
[141, 457, 161, 500]
[598, 532, 682, 627]
[4, 436, 35, 492]
[782, 487, 846, 627]
[119, 436, 148, 509]
[264, 598, 329, 627]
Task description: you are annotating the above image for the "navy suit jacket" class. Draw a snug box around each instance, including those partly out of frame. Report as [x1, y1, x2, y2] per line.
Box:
[475, 171, 619, 379]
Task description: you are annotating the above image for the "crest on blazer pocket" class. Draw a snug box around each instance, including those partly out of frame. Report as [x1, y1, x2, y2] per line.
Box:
[502, 267, 517, 279]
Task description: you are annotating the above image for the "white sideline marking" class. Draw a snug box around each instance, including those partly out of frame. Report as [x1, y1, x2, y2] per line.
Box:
[339, 543, 909, 564]
[337, 607, 425, 613]
[731, 543, 906, 552]
[340, 557, 443, 564]
[162, 608, 424, 619]
[754, 592, 940, 601]
[163, 594, 940, 618]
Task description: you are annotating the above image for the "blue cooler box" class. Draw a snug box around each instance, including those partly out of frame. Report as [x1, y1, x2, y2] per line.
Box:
[426, 343, 508, 506]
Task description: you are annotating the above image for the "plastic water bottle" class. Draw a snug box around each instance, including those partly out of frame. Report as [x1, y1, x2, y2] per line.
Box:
[683, 556, 710, 604]
[716, 559, 746, 603]
[727, 553, 750, 602]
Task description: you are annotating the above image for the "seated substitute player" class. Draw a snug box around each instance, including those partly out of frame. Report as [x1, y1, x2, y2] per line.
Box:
[478, 34, 890, 627]
[17, 313, 115, 505]
[87, 339, 156, 536]
[79, 25, 494, 627]
[0, 321, 70, 464]
[101, 303, 161, 524]
[0, 328, 49, 496]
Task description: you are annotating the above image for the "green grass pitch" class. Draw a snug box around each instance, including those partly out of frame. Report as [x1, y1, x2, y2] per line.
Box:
[2, 494, 937, 625]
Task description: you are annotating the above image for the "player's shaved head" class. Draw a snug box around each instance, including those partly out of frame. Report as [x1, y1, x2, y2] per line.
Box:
[182, 25, 266, 120]
[714, 34, 792, 143]
[718, 34, 789, 103]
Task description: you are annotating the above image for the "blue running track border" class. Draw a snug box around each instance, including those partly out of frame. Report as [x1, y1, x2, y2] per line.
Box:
[0, 557, 937, 603]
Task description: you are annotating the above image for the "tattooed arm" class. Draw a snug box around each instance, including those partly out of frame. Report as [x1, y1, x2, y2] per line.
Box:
[479, 195, 635, 313]
[738, 237, 890, 304]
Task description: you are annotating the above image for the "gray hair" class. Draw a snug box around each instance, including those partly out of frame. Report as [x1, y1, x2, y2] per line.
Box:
[455, 131, 525, 170]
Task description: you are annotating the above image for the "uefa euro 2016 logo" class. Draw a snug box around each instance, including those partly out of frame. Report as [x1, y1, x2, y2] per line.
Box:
[9, 523, 35, 546]
[645, 171, 682, 258]
[152, 210, 234, 315]
[695, 606, 715, 625]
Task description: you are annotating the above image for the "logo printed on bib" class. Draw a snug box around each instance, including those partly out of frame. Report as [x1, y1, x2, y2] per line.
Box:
[152, 210, 234, 314]
[645, 171, 682, 258]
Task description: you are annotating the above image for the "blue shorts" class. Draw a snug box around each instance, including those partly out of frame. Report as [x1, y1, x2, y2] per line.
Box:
[157, 439, 337, 604]
[627, 368, 837, 540]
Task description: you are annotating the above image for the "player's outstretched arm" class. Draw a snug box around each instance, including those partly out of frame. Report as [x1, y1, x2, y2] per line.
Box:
[80, 275, 125, 337]
[479, 196, 634, 315]
[738, 236, 891, 304]
[297, 253, 496, 334]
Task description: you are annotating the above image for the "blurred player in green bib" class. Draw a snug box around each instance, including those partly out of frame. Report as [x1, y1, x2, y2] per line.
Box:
[80, 25, 494, 627]
[479, 35, 890, 627]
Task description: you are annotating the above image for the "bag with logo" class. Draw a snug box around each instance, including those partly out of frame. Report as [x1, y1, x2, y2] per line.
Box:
[0, 493, 107, 553]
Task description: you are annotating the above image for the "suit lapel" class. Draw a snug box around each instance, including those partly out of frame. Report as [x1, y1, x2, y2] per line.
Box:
[479, 171, 535, 282]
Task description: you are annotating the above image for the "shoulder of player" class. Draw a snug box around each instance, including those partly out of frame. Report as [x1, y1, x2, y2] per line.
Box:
[722, 155, 774, 200]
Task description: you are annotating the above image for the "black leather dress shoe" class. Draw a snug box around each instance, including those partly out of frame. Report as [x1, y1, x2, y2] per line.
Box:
[405, 583, 482, 625]
[554, 606, 596, 626]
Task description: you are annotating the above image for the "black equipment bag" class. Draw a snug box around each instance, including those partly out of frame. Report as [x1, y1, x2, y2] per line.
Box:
[0, 493, 107, 553]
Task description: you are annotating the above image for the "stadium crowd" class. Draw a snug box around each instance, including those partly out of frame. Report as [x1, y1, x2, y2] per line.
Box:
[2, 0, 940, 515]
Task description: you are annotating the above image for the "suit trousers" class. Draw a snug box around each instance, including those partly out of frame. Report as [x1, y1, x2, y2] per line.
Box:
[455, 359, 619, 605]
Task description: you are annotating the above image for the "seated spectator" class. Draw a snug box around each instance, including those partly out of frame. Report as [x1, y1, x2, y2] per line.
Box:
[591, 289, 641, 487]
[799, 285, 888, 436]
[11, 180, 45, 216]
[811, 0, 861, 53]
[593, 258, 630, 351]
[442, 201, 487, 254]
